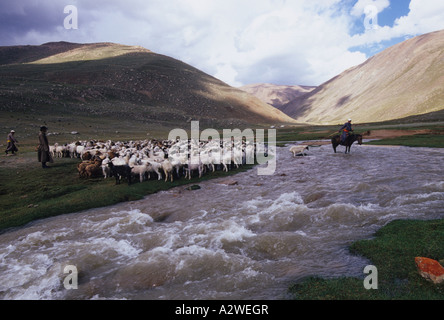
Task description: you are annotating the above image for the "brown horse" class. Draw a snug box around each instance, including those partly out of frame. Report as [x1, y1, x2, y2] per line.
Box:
[332, 133, 363, 154]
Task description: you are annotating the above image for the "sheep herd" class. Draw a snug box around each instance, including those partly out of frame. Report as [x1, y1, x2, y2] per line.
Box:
[50, 138, 267, 185]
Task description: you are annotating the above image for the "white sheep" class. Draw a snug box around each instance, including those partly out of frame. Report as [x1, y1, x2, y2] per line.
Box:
[70, 137, 264, 183]
[168, 153, 186, 177]
[131, 163, 150, 183]
[162, 159, 174, 182]
[221, 148, 233, 172]
[245, 143, 255, 164]
[141, 159, 163, 180]
[199, 150, 216, 173]
[67, 143, 77, 158]
[184, 159, 203, 180]
[55, 144, 66, 158]
[289, 145, 309, 157]
[50, 144, 57, 158]
[101, 157, 111, 179]
[231, 146, 243, 169]
[76, 145, 85, 158]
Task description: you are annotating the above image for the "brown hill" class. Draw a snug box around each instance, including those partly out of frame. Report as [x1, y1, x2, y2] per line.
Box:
[0, 42, 296, 134]
[281, 30, 444, 124]
[238, 83, 316, 109]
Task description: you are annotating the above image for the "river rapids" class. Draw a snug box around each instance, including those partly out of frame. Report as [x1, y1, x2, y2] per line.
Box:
[0, 143, 443, 300]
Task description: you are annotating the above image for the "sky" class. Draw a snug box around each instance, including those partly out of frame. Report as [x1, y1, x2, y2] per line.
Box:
[1, 0, 444, 87]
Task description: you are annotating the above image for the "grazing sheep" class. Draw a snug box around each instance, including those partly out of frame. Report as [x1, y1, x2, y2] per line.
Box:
[108, 162, 132, 185]
[169, 154, 185, 178]
[81, 151, 92, 161]
[71, 137, 262, 184]
[84, 160, 103, 178]
[141, 159, 162, 181]
[101, 157, 112, 179]
[50, 144, 57, 158]
[77, 161, 91, 177]
[221, 149, 233, 172]
[199, 151, 216, 173]
[162, 159, 174, 182]
[55, 144, 66, 158]
[131, 163, 150, 183]
[76, 145, 85, 158]
[184, 159, 203, 180]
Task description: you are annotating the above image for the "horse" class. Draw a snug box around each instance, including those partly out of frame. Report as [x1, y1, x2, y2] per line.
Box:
[331, 133, 363, 154]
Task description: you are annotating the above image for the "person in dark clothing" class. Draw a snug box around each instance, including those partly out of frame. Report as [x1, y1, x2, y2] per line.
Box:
[38, 126, 53, 168]
[5, 130, 18, 155]
[339, 119, 353, 144]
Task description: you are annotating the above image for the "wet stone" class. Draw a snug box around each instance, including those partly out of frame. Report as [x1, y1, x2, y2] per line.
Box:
[415, 257, 444, 284]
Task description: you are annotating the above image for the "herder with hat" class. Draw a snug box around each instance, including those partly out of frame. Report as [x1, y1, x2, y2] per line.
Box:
[339, 119, 353, 144]
[38, 126, 53, 168]
[5, 130, 18, 155]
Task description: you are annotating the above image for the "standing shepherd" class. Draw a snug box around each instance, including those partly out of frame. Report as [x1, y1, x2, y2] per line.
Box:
[5, 130, 18, 155]
[38, 126, 53, 168]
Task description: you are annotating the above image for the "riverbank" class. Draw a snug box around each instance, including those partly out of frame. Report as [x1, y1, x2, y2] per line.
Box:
[289, 219, 444, 300]
[276, 123, 444, 148]
[286, 128, 444, 300]
[0, 152, 255, 233]
[278, 124, 444, 299]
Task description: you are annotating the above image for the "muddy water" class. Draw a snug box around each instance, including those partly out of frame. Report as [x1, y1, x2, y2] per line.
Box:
[1, 144, 443, 300]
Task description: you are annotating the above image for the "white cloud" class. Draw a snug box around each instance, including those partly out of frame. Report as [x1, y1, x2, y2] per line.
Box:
[394, 0, 444, 35]
[120, 0, 367, 87]
[3, 0, 443, 87]
[350, 0, 444, 47]
[351, 0, 390, 17]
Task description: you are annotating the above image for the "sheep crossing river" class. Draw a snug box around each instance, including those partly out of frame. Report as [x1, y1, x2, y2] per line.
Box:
[0, 143, 443, 299]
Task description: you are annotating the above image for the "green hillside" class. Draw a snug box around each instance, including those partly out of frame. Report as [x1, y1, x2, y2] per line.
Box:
[0, 42, 295, 145]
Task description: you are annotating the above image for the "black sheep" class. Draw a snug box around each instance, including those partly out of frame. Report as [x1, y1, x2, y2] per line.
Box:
[108, 162, 132, 185]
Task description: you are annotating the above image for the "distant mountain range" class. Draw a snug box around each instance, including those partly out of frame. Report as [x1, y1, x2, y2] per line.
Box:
[2, 29, 443, 135]
[277, 29, 444, 125]
[238, 83, 316, 110]
[0, 41, 295, 134]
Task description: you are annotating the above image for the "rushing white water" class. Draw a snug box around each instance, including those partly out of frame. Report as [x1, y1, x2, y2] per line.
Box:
[0, 143, 443, 300]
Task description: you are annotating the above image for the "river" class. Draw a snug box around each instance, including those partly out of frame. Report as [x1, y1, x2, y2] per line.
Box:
[0, 143, 443, 300]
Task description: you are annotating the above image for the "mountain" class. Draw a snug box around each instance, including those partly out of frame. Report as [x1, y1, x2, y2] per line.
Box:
[281, 29, 444, 125]
[238, 83, 316, 109]
[0, 42, 296, 138]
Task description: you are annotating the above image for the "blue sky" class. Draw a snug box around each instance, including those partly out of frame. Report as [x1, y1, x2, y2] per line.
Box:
[351, 0, 411, 32]
[349, 0, 412, 56]
[1, 0, 444, 87]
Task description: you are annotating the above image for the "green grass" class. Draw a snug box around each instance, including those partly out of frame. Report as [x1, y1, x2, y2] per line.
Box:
[289, 219, 444, 300]
[275, 123, 444, 148]
[275, 126, 336, 146]
[365, 134, 444, 148]
[0, 154, 255, 232]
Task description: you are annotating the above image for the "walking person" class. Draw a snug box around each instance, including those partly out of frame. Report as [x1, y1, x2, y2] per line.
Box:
[5, 130, 18, 155]
[38, 126, 53, 168]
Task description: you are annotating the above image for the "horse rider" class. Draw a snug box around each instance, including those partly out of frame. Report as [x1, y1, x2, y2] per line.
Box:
[339, 119, 353, 144]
